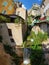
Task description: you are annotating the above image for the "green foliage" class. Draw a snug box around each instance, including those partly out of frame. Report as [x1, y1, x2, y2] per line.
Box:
[14, 17, 19, 23]
[27, 31, 48, 65]
[23, 31, 48, 65]
[22, 41, 27, 47]
[0, 15, 6, 21]
[27, 16, 32, 24]
[4, 44, 18, 58]
[0, 15, 10, 22]
[30, 48, 47, 65]
[28, 31, 36, 39]
[4, 44, 22, 65]
[5, 18, 10, 22]
[26, 31, 48, 47]
[23, 31, 48, 48]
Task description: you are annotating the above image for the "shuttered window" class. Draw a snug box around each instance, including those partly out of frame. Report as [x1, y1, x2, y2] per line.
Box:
[8, 29, 12, 36]
[2, 10, 7, 14]
[8, 5, 13, 10]
[2, 1, 8, 6]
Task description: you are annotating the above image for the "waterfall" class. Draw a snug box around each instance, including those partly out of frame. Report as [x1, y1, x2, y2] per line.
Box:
[23, 48, 30, 65]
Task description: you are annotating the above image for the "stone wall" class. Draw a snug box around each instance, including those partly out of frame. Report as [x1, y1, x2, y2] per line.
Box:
[32, 23, 48, 34]
[0, 23, 27, 47]
[0, 44, 12, 65]
[16, 8, 27, 20]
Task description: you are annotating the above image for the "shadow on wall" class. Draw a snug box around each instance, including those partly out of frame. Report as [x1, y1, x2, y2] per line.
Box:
[0, 23, 24, 65]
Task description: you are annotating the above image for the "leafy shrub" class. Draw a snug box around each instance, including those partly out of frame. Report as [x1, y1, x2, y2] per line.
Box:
[4, 44, 18, 58]
[27, 16, 32, 24]
[27, 31, 48, 65]
[26, 31, 48, 47]
[4, 44, 22, 65]
[0, 15, 10, 22]
[14, 17, 19, 23]
[30, 48, 46, 65]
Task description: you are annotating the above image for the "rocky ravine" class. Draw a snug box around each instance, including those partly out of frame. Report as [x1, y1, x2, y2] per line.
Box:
[0, 43, 15, 65]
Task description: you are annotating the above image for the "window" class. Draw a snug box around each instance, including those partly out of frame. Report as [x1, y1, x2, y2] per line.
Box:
[2, 10, 7, 14]
[8, 5, 13, 10]
[10, 38, 15, 43]
[2, 1, 8, 6]
[8, 29, 12, 36]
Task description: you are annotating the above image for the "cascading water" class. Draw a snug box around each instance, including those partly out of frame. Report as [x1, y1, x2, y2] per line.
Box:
[23, 48, 31, 65]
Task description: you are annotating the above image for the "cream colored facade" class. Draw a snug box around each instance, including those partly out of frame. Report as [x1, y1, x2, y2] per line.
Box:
[41, 0, 49, 16]
[0, 23, 27, 47]
[16, 7, 27, 20]
[44, 0, 49, 4]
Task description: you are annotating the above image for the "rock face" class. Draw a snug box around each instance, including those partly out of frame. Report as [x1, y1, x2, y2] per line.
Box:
[0, 43, 12, 65]
[16, 48, 23, 57]
[0, 43, 23, 65]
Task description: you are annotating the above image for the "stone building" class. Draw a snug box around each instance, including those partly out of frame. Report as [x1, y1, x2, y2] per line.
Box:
[0, 0, 16, 14]
[0, 22, 27, 47]
[16, 7, 27, 20]
[0, 14, 27, 47]
[28, 4, 41, 17]
[0, 0, 27, 20]
[32, 0, 49, 34]
[41, 0, 49, 16]
[0, 0, 27, 47]
[32, 21, 49, 35]
[28, 0, 49, 17]
[0, 0, 23, 14]
[28, 4, 41, 24]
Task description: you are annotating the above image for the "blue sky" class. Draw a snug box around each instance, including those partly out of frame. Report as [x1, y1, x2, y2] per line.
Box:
[14, 0, 42, 10]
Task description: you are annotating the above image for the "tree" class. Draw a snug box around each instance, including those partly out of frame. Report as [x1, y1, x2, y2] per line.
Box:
[27, 16, 32, 25]
[0, 15, 10, 22]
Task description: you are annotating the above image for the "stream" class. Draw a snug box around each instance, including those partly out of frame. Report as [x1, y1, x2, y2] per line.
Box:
[23, 48, 31, 65]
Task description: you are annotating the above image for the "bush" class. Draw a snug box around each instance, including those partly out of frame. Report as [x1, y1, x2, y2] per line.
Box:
[4, 44, 22, 65]
[27, 16, 32, 25]
[0, 15, 10, 22]
[14, 17, 19, 23]
[26, 31, 48, 47]
[4, 44, 18, 58]
[28, 31, 48, 65]
[30, 48, 46, 65]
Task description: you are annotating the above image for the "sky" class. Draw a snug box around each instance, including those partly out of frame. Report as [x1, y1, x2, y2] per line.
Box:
[14, 0, 42, 10]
